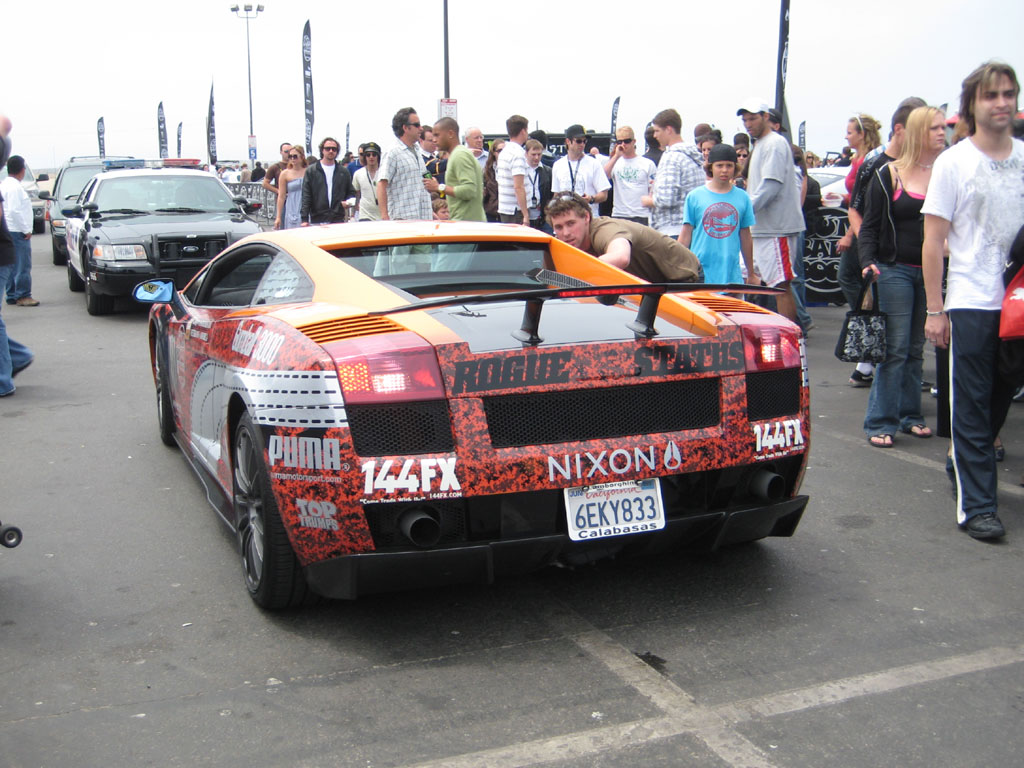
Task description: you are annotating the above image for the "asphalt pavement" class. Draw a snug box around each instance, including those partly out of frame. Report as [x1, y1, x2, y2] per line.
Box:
[2, 233, 1024, 768]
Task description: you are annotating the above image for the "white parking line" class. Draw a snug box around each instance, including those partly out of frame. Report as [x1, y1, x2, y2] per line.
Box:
[403, 609, 1024, 768]
[819, 427, 1024, 498]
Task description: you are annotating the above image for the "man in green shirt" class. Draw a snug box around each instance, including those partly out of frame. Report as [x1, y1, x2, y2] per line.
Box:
[425, 117, 485, 222]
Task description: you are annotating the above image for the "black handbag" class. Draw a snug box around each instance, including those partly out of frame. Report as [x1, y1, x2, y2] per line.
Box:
[834, 278, 887, 363]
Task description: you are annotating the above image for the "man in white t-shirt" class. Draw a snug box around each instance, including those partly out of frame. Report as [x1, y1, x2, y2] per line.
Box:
[496, 114, 530, 226]
[351, 141, 382, 221]
[603, 125, 656, 225]
[552, 124, 609, 218]
[922, 61, 1024, 540]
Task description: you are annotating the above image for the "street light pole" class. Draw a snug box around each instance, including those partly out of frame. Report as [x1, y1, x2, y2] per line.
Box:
[230, 4, 264, 141]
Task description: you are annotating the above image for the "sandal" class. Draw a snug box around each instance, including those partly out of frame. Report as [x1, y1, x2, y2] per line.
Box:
[869, 434, 894, 448]
[901, 424, 933, 439]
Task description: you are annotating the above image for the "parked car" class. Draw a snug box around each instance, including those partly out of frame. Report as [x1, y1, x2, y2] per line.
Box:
[63, 162, 262, 314]
[134, 221, 810, 608]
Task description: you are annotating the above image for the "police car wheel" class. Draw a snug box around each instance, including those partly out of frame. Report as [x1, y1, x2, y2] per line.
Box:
[232, 413, 312, 610]
[84, 271, 114, 315]
[67, 258, 84, 292]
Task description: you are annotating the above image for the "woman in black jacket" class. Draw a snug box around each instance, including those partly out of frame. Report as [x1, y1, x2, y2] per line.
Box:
[858, 106, 946, 447]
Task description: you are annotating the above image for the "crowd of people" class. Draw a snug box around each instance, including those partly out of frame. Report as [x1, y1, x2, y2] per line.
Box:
[2, 59, 1023, 543]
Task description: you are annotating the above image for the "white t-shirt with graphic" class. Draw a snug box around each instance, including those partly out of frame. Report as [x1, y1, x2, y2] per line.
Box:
[922, 138, 1024, 310]
[609, 155, 657, 218]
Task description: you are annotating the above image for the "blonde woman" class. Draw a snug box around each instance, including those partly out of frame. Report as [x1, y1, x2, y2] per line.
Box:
[857, 107, 946, 447]
[274, 145, 307, 229]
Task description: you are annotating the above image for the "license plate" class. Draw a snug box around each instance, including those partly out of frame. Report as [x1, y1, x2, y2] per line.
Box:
[563, 478, 665, 541]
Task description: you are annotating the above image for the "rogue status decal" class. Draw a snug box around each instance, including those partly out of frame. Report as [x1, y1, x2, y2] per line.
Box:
[451, 351, 573, 394]
[635, 340, 744, 376]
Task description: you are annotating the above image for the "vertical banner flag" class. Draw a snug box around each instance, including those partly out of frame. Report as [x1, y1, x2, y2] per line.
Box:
[345, 123, 350, 154]
[610, 96, 620, 138]
[303, 21, 314, 156]
[177, 122, 182, 158]
[774, 0, 792, 137]
[97, 117, 106, 158]
[798, 121, 806, 151]
[206, 83, 217, 166]
[157, 102, 168, 159]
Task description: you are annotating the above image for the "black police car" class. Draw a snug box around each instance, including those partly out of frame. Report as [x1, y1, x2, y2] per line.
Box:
[62, 160, 262, 315]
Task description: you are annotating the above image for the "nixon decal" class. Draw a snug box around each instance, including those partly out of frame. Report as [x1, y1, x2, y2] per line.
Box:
[548, 441, 683, 482]
[232, 322, 285, 365]
[361, 457, 461, 496]
[752, 419, 804, 454]
[635, 341, 744, 376]
[268, 436, 342, 470]
[451, 351, 573, 394]
[296, 498, 338, 530]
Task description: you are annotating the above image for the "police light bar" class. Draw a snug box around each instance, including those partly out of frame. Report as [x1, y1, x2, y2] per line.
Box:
[160, 158, 202, 168]
[102, 158, 146, 169]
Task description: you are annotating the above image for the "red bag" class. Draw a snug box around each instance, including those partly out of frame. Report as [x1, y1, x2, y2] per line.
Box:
[1000, 264, 1024, 340]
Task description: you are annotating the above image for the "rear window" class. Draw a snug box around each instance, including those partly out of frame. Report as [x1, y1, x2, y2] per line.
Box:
[322, 241, 552, 296]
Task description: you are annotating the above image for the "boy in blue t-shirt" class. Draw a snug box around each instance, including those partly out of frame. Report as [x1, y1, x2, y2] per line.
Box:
[679, 144, 756, 285]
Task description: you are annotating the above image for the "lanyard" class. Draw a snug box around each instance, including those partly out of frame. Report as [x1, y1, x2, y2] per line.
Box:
[568, 158, 582, 193]
[528, 168, 539, 206]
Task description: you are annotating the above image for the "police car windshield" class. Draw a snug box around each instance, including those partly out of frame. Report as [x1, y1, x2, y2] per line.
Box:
[95, 176, 236, 213]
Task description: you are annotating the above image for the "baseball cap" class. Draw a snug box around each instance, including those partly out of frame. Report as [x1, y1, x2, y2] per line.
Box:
[707, 144, 738, 165]
[736, 97, 772, 116]
[565, 124, 587, 140]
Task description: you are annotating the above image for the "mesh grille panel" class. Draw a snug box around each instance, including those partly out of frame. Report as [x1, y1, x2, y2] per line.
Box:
[746, 368, 801, 420]
[347, 400, 454, 456]
[484, 379, 720, 448]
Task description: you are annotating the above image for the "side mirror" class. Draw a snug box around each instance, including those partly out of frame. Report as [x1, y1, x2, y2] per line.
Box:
[133, 279, 175, 304]
[62, 205, 83, 218]
[83, 201, 99, 213]
[38, 190, 52, 201]
[232, 195, 247, 205]
[244, 200, 263, 214]
[133, 279, 187, 319]
[36, 173, 49, 181]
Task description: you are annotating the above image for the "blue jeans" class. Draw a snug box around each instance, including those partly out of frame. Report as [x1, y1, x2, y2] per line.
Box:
[863, 263, 926, 436]
[791, 231, 812, 330]
[5, 232, 32, 302]
[837, 236, 863, 310]
[0, 264, 34, 395]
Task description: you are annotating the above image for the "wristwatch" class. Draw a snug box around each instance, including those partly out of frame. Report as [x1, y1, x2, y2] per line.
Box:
[438, 183, 447, 193]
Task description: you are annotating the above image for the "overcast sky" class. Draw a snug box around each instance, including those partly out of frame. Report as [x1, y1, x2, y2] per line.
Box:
[5, 0, 1022, 171]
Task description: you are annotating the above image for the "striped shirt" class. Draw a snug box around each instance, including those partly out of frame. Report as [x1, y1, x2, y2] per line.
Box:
[496, 140, 527, 216]
[379, 142, 432, 220]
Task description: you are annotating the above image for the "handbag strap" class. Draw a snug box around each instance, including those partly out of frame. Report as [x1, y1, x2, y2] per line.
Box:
[855, 275, 879, 311]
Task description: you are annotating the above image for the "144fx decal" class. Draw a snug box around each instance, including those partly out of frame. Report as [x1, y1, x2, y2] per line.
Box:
[752, 419, 804, 455]
[361, 458, 461, 496]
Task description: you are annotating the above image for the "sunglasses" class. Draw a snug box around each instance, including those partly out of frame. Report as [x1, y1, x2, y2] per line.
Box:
[570, 137, 586, 144]
[614, 138, 634, 145]
[288, 154, 300, 159]
[322, 146, 339, 152]
[407, 122, 421, 129]
[546, 192, 584, 209]
[364, 152, 379, 158]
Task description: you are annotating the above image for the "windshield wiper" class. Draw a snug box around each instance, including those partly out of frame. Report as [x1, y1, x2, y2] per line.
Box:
[154, 206, 207, 213]
[100, 208, 148, 215]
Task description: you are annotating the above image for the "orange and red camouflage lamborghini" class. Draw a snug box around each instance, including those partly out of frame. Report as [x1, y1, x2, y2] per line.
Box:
[133, 221, 810, 609]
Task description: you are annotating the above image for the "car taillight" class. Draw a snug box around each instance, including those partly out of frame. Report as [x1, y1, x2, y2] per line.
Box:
[742, 325, 802, 371]
[323, 331, 445, 404]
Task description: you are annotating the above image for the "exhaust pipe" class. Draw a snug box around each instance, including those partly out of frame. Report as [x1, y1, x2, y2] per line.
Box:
[398, 508, 441, 548]
[750, 469, 785, 502]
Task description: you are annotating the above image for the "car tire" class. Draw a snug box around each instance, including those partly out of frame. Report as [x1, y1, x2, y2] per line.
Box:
[84, 269, 114, 315]
[233, 413, 313, 610]
[154, 341, 177, 447]
[34, 218, 45, 235]
[52, 236, 67, 265]
[67, 258, 84, 292]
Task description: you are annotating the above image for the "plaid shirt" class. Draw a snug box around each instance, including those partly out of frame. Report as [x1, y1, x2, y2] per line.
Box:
[650, 142, 706, 233]
[379, 142, 432, 220]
